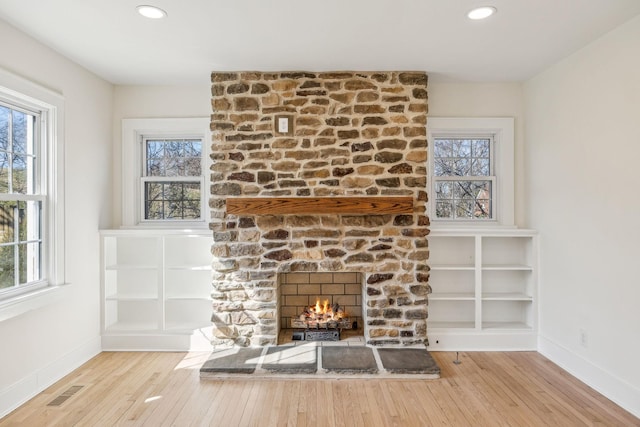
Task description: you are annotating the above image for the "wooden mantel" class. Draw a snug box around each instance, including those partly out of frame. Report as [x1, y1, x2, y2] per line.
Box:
[226, 196, 414, 215]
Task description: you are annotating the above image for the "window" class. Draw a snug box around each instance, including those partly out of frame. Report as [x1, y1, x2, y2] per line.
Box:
[142, 137, 202, 221]
[0, 67, 65, 303]
[122, 118, 209, 228]
[0, 103, 42, 290]
[428, 118, 514, 227]
[432, 137, 494, 220]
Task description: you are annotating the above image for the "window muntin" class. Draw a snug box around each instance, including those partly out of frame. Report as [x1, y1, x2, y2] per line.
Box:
[432, 137, 495, 221]
[141, 137, 203, 222]
[0, 102, 44, 291]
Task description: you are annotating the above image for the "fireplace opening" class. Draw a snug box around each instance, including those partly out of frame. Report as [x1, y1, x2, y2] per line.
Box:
[278, 272, 364, 344]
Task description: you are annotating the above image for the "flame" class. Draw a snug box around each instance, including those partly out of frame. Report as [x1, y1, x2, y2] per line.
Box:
[308, 299, 344, 319]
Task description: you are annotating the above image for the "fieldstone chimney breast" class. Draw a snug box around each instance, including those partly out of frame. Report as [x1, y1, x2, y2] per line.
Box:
[209, 71, 429, 347]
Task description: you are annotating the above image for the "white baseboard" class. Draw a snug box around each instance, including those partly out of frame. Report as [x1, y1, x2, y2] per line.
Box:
[538, 335, 640, 418]
[0, 335, 101, 418]
[427, 330, 537, 351]
[101, 329, 213, 352]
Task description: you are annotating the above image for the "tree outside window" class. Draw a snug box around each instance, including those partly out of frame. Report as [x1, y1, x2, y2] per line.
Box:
[142, 138, 203, 221]
[432, 137, 495, 221]
[0, 103, 42, 290]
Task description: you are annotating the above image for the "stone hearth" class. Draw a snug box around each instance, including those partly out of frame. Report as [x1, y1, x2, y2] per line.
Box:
[209, 71, 429, 347]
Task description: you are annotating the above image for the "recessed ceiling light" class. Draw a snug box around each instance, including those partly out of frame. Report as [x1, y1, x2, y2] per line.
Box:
[136, 5, 167, 19]
[467, 6, 497, 20]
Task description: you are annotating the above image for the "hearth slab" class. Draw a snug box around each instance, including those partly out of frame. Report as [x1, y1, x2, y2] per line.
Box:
[321, 346, 378, 374]
[377, 348, 441, 375]
[261, 345, 318, 374]
[200, 348, 263, 374]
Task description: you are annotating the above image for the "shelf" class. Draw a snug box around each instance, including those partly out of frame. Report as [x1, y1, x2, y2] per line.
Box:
[106, 294, 158, 301]
[482, 236, 534, 266]
[429, 299, 475, 326]
[428, 321, 476, 329]
[430, 293, 475, 301]
[482, 293, 532, 301]
[226, 196, 414, 215]
[104, 321, 159, 332]
[165, 265, 212, 271]
[427, 235, 475, 266]
[430, 264, 475, 271]
[165, 297, 212, 302]
[482, 264, 532, 271]
[482, 321, 533, 330]
[105, 265, 157, 271]
[165, 321, 212, 332]
[427, 230, 537, 349]
[101, 230, 214, 350]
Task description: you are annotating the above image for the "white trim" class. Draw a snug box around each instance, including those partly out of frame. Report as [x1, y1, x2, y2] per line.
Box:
[101, 330, 213, 352]
[539, 335, 640, 418]
[428, 117, 514, 228]
[0, 67, 66, 301]
[121, 118, 210, 228]
[427, 330, 537, 351]
[0, 334, 100, 418]
[0, 284, 68, 323]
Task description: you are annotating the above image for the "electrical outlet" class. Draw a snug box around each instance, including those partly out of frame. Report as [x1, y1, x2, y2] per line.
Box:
[580, 329, 588, 348]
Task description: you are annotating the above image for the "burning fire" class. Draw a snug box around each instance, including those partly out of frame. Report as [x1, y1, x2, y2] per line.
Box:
[314, 299, 330, 315]
[294, 298, 352, 330]
[302, 299, 346, 321]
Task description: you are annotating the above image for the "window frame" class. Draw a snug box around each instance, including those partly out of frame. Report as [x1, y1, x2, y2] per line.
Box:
[428, 117, 514, 228]
[121, 118, 210, 229]
[140, 135, 205, 223]
[0, 66, 65, 308]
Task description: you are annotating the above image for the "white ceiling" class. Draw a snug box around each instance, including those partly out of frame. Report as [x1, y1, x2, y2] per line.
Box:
[0, 0, 639, 85]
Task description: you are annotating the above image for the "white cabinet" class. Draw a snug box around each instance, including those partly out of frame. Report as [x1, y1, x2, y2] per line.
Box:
[100, 230, 214, 350]
[427, 229, 538, 350]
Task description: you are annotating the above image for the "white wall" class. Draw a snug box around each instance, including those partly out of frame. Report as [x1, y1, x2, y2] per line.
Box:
[524, 15, 640, 416]
[111, 85, 210, 226]
[0, 20, 112, 416]
[428, 82, 526, 227]
[110, 82, 526, 227]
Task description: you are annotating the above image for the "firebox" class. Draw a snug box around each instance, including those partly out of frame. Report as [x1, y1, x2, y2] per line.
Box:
[278, 272, 363, 343]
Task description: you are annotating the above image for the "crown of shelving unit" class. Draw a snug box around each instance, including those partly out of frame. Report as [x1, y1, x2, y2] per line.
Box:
[427, 229, 538, 351]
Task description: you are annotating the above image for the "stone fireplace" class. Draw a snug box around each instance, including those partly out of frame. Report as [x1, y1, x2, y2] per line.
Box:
[209, 71, 429, 347]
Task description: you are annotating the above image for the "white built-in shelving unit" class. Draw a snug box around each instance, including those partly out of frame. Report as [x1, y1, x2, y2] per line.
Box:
[426, 229, 538, 350]
[100, 230, 214, 350]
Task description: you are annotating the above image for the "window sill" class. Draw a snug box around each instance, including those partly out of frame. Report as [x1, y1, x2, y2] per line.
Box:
[0, 284, 70, 323]
[117, 223, 209, 232]
[429, 223, 520, 234]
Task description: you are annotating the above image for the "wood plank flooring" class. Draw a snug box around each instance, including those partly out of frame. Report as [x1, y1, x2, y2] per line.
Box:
[1, 351, 637, 426]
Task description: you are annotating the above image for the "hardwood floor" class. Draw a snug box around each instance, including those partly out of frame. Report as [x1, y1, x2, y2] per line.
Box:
[1, 351, 637, 426]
